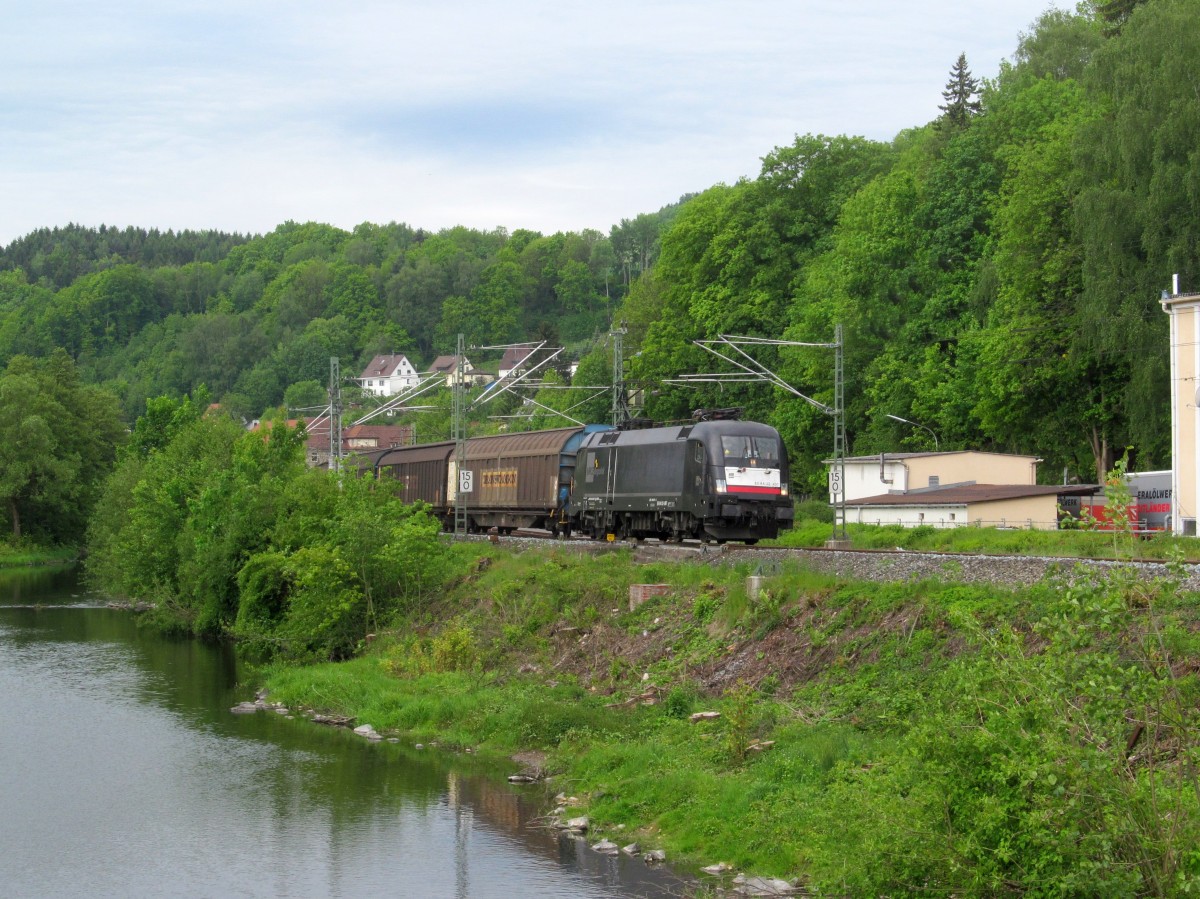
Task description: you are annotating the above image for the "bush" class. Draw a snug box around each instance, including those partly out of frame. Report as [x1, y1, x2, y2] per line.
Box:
[793, 499, 834, 523]
[692, 589, 721, 624]
[280, 546, 363, 660]
[803, 567, 1200, 894]
[664, 685, 697, 719]
[431, 621, 479, 673]
[234, 551, 290, 632]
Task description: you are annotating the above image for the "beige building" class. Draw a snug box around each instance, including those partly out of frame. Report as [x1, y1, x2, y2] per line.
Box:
[429, 354, 493, 387]
[825, 450, 1098, 530]
[844, 484, 1098, 530]
[1162, 289, 1200, 534]
[828, 451, 1040, 505]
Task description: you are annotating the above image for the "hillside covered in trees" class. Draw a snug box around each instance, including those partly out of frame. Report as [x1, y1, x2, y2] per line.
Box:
[1, 0, 1197, 507]
[0, 208, 676, 424]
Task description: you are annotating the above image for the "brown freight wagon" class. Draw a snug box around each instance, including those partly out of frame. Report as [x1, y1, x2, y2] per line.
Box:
[367, 441, 455, 508]
[364, 425, 606, 533]
[450, 427, 585, 532]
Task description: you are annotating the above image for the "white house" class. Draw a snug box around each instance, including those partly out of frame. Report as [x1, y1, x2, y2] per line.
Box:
[357, 355, 420, 397]
[498, 346, 536, 380]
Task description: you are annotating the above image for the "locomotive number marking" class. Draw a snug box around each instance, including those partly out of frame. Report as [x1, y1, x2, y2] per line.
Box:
[481, 469, 518, 489]
[725, 466, 782, 495]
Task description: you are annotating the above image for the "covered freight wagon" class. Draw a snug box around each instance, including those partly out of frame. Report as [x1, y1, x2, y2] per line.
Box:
[368, 441, 455, 507]
[368, 424, 609, 533]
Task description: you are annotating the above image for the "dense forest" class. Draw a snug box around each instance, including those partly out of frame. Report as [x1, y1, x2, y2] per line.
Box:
[2, 0, 1197, 537]
[0, 211, 674, 424]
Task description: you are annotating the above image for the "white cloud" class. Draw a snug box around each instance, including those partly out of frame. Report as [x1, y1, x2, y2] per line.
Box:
[0, 0, 1068, 244]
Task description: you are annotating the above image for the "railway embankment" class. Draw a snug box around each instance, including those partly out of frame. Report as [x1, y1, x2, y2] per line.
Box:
[720, 544, 1200, 588]
[557, 536, 1200, 589]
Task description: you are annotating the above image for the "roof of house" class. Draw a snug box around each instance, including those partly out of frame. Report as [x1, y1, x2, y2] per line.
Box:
[1161, 291, 1200, 308]
[303, 422, 414, 454]
[846, 483, 1099, 507]
[248, 417, 308, 432]
[430, 354, 464, 373]
[499, 346, 535, 372]
[831, 450, 1040, 464]
[359, 354, 412, 379]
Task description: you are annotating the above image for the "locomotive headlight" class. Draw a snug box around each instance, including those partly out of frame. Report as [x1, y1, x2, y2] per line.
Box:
[714, 478, 727, 494]
[781, 482, 789, 497]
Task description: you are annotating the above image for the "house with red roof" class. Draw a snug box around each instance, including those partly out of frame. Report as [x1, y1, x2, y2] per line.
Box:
[251, 418, 414, 469]
[303, 422, 415, 469]
[498, 345, 536, 380]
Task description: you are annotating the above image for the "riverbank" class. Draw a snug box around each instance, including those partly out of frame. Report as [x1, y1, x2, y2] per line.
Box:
[262, 542, 1200, 894]
[0, 544, 77, 568]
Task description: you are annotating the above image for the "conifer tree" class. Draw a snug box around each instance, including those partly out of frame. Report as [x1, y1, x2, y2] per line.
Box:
[1096, 0, 1147, 35]
[938, 52, 982, 129]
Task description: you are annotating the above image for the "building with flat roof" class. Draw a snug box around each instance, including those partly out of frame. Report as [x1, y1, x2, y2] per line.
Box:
[824, 449, 1096, 530]
[827, 451, 1040, 505]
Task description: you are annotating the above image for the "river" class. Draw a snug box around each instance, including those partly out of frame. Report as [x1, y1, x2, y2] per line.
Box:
[0, 567, 690, 898]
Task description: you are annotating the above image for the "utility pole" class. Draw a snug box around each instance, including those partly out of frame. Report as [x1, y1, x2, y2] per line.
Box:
[329, 356, 343, 474]
[832, 324, 847, 542]
[452, 334, 469, 537]
[611, 322, 631, 427]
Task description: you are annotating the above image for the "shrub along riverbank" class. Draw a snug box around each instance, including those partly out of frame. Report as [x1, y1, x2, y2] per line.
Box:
[262, 543, 1200, 895]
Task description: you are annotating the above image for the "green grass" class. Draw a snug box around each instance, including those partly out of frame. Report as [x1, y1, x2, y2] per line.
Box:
[0, 543, 77, 567]
[774, 517, 1199, 560]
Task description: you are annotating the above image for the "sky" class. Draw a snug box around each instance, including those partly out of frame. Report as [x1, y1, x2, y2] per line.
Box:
[1, 0, 1070, 247]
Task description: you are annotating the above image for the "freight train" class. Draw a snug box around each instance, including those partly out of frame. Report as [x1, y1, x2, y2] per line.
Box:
[362, 419, 794, 544]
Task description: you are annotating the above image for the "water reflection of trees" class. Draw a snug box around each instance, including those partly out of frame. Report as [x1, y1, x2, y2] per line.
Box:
[4, 572, 691, 898]
[0, 564, 78, 606]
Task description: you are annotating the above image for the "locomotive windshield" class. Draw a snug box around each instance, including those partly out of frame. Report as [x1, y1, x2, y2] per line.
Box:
[720, 435, 780, 464]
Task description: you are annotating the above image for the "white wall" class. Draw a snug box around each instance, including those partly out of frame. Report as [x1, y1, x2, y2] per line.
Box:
[847, 504, 966, 528]
[830, 459, 908, 503]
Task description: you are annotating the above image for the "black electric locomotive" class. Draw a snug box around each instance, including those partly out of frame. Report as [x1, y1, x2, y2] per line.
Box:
[570, 419, 793, 543]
